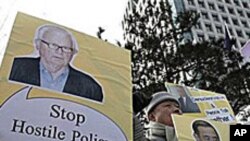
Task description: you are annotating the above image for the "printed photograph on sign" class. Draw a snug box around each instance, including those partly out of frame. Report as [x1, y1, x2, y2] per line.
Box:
[165, 84, 201, 113]
[8, 24, 104, 103]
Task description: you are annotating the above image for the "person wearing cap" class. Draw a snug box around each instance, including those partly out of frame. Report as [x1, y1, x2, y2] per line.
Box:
[145, 91, 182, 141]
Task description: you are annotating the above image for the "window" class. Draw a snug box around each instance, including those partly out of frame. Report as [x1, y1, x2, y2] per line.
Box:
[237, 9, 244, 17]
[228, 7, 235, 14]
[247, 12, 250, 18]
[241, 20, 248, 28]
[195, 22, 202, 29]
[243, 2, 249, 8]
[222, 16, 229, 23]
[198, 1, 205, 7]
[208, 3, 215, 10]
[228, 28, 233, 36]
[236, 30, 243, 37]
[212, 14, 219, 22]
[197, 34, 204, 41]
[187, 0, 194, 5]
[201, 12, 209, 19]
[209, 35, 215, 40]
[234, 0, 240, 6]
[225, 0, 231, 4]
[232, 19, 239, 25]
[205, 23, 212, 32]
[216, 26, 223, 33]
[218, 5, 225, 12]
[241, 42, 245, 47]
[246, 32, 250, 38]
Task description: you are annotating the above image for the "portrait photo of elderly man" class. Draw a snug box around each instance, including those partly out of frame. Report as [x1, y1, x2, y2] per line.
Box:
[9, 24, 103, 102]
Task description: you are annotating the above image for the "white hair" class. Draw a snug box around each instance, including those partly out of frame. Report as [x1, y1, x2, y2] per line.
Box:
[33, 24, 79, 54]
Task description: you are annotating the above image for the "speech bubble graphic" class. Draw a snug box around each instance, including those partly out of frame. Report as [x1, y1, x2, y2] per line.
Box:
[0, 86, 127, 141]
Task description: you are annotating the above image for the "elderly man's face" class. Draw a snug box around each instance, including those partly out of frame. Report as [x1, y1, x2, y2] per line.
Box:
[37, 28, 74, 72]
[149, 100, 182, 127]
[194, 126, 219, 141]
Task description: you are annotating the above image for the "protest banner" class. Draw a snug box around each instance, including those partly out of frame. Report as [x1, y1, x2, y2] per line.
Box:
[0, 12, 132, 141]
[165, 83, 235, 123]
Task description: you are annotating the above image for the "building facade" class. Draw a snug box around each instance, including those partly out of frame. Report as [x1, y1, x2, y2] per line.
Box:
[123, 0, 250, 48]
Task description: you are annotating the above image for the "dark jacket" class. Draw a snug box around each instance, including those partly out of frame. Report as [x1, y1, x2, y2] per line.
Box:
[9, 57, 103, 102]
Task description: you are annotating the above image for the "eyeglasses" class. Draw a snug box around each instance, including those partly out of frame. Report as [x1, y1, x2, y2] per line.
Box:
[39, 39, 73, 53]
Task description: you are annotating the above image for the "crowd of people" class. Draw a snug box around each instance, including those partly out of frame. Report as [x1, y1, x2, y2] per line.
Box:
[133, 89, 224, 141]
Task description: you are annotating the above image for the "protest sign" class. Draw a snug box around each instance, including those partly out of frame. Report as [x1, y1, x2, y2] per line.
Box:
[0, 12, 132, 141]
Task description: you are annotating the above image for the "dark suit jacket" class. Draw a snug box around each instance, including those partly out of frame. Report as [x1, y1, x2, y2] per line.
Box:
[9, 57, 103, 102]
[178, 96, 200, 113]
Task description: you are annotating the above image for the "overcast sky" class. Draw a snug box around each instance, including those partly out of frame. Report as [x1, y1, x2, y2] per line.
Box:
[0, 0, 128, 65]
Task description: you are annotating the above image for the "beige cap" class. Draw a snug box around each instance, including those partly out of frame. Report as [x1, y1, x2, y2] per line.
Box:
[145, 91, 180, 115]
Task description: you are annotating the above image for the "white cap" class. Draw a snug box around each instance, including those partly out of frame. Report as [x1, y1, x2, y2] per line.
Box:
[145, 91, 180, 115]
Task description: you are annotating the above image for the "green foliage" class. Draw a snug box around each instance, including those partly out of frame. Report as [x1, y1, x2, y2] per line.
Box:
[122, 0, 250, 112]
